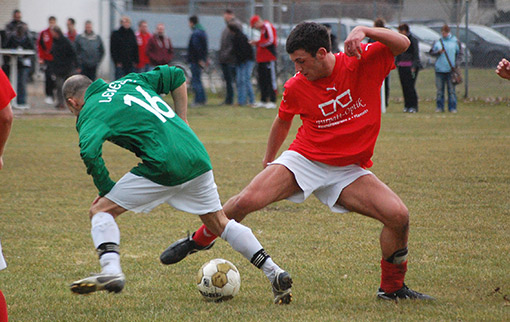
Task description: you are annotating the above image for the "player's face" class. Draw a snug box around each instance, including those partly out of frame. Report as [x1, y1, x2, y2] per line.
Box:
[289, 49, 326, 81]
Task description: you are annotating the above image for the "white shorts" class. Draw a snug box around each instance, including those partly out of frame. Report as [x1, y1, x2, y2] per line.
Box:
[105, 170, 223, 215]
[0, 240, 6, 271]
[270, 150, 372, 213]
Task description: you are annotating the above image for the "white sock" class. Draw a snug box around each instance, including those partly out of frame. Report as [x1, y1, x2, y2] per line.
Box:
[220, 220, 280, 281]
[261, 257, 280, 283]
[91, 212, 121, 274]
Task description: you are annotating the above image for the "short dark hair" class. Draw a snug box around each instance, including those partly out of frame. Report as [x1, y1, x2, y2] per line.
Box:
[398, 23, 409, 33]
[374, 18, 386, 28]
[189, 16, 198, 25]
[49, 16, 56, 22]
[63, 75, 92, 102]
[225, 9, 233, 15]
[286, 22, 330, 56]
[68, 18, 75, 25]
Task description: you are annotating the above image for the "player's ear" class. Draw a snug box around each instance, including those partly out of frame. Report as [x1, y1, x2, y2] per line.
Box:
[316, 47, 328, 59]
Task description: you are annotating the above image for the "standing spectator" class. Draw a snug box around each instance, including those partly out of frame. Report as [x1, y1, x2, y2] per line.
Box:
[228, 23, 255, 106]
[75, 20, 104, 80]
[135, 20, 151, 73]
[5, 24, 34, 109]
[0, 68, 15, 322]
[187, 15, 208, 106]
[5, 9, 27, 40]
[219, 9, 242, 105]
[66, 18, 77, 43]
[110, 16, 138, 80]
[50, 26, 76, 109]
[323, 23, 339, 53]
[370, 18, 390, 107]
[249, 15, 277, 109]
[37, 16, 57, 105]
[396, 24, 421, 113]
[430, 24, 460, 113]
[146, 23, 174, 68]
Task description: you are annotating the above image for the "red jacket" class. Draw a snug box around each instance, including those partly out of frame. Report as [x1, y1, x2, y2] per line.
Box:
[37, 28, 53, 62]
[146, 34, 174, 66]
[136, 31, 151, 68]
[255, 21, 277, 63]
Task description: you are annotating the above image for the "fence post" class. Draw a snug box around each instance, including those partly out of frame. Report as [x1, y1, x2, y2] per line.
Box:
[464, 0, 469, 99]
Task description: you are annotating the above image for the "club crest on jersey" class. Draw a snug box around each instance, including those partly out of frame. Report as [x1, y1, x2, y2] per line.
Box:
[317, 89, 352, 116]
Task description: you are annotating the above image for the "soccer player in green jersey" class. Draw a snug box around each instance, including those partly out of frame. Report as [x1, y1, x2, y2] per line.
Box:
[62, 65, 292, 303]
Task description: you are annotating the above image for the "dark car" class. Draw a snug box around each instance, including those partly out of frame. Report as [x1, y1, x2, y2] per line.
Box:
[429, 23, 510, 67]
[491, 23, 510, 40]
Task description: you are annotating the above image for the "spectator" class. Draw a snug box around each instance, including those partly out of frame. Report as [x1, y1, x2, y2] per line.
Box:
[66, 18, 77, 43]
[110, 16, 138, 80]
[135, 20, 151, 73]
[75, 20, 104, 80]
[370, 18, 390, 107]
[50, 26, 77, 109]
[228, 23, 255, 106]
[323, 23, 339, 53]
[219, 9, 242, 105]
[396, 24, 421, 113]
[430, 24, 460, 113]
[5, 9, 27, 40]
[496, 58, 510, 80]
[146, 23, 174, 68]
[5, 24, 34, 109]
[0, 68, 15, 322]
[187, 15, 208, 106]
[249, 15, 277, 109]
[37, 16, 57, 105]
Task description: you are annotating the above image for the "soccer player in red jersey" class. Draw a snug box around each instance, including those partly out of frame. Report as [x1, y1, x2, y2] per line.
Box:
[162, 22, 434, 301]
[0, 68, 14, 321]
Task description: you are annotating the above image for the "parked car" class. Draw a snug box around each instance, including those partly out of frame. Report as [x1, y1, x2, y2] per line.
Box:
[429, 23, 510, 67]
[408, 24, 471, 66]
[491, 23, 510, 40]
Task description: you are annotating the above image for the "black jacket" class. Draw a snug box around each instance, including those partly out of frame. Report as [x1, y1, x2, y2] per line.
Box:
[110, 27, 139, 66]
[395, 33, 422, 70]
[50, 36, 76, 76]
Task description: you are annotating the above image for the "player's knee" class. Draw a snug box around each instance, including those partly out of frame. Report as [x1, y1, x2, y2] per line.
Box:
[392, 202, 409, 230]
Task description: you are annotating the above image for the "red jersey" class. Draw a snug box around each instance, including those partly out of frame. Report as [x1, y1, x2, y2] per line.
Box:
[136, 31, 151, 68]
[279, 42, 395, 168]
[37, 28, 53, 61]
[255, 21, 277, 63]
[0, 69, 16, 109]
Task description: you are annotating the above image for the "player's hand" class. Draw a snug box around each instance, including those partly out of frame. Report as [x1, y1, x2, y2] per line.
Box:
[344, 26, 365, 59]
[496, 58, 510, 80]
[0, 156, 4, 170]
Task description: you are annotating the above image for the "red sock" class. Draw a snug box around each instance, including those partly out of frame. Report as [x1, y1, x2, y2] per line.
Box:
[0, 289, 8, 322]
[380, 258, 407, 293]
[192, 225, 218, 247]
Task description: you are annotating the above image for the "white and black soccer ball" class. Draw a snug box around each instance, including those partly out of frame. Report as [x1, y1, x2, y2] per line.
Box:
[196, 258, 241, 302]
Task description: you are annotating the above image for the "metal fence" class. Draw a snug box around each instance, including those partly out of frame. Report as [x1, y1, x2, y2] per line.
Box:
[119, 0, 510, 101]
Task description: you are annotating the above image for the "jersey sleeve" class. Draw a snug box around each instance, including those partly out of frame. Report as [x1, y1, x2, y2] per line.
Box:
[78, 118, 116, 197]
[278, 77, 299, 121]
[139, 65, 186, 95]
[360, 42, 395, 81]
[0, 69, 16, 109]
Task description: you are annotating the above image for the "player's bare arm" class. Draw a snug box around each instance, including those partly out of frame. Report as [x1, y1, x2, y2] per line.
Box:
[171, 83, 188, 123]
[263, 115, 293, 167]
[0, 103, 13, 170]
[344, 26, 410, 58]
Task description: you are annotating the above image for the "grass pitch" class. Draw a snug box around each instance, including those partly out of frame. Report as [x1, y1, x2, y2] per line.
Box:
[0, 99, 509, 321]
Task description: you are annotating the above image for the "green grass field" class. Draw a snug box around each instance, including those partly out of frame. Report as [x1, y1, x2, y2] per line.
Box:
[0, 99, 509, 321]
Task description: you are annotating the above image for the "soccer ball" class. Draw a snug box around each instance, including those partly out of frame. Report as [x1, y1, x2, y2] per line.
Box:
[196, 258, 241, 302]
